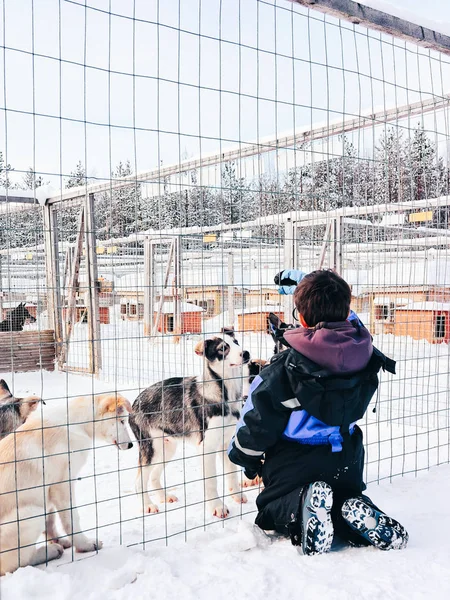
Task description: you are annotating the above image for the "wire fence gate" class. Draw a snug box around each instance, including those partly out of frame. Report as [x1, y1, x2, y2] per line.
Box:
[1, 0, 450, 568]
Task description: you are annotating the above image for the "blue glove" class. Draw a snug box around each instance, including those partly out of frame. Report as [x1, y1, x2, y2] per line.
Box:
[274, 269, 307, 295]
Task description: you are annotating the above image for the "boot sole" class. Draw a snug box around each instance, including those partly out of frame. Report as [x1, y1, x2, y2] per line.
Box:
[301, 481, 334, 556]
[342, 498, 408, 551]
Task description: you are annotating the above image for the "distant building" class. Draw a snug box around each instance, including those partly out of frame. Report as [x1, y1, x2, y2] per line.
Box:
[362, 260, 450, 341]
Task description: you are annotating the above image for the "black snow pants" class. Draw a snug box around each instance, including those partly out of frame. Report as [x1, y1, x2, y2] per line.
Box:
[254, 426, 370, 544]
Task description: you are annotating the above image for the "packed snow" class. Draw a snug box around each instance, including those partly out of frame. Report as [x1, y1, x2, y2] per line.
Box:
[1, 316, 450, 597]
[1, 463, 450, 600]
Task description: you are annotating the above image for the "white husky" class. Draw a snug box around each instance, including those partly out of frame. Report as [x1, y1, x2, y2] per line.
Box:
[0, 392, 133, 576]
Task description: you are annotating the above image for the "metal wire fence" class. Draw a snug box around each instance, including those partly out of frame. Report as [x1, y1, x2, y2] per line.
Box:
[1, 0, 450, 572]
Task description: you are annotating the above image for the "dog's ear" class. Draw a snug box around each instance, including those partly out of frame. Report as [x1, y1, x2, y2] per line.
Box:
[0, 379, 12, 402]
[194, 339, 215, 357]
[98, 393, 132, 415]
[194, 340, 206, 356]
[19, 396, 41, 418]
[268, 312, 283, 329]
[221, 326, 235, 339]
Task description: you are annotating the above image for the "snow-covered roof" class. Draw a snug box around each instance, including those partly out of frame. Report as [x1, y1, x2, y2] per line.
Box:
[237, 305, 283, 315]
[160, 301, 204, 314]
[397, 301, 450, 312]
[116, 265, 277, 290]
[1, 301, 36, 308]
[119, 298, 204, 313]
[364, 260, 450, 290]
[378, 213, 406, 227]
[373, 296, 410, 305]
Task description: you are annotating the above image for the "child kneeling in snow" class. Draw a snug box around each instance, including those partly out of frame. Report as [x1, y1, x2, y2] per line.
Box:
[228, 269, 408, 555]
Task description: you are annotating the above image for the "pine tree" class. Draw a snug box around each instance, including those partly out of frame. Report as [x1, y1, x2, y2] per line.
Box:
[407, 124, 447, 202]
[66, 161, 87, 189]
[0, 151, 13, 189]
[374, 128, 408, 204]
[22, 167, 47, 190]
[220, 162, 251, 224]
[96, 160, 142, 238]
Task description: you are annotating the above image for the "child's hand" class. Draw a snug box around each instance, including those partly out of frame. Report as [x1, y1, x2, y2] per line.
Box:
[274, 269, 307, 295]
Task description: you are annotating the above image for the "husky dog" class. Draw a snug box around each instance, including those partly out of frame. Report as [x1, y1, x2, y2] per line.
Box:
[0, 380, 43, 441]
[0, 303, 36, 332]
[0, 392, 133, 576]
[130, 328, 254, 518]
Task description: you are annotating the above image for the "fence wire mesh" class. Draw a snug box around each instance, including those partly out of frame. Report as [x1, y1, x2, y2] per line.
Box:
[1, 0, 450, 571]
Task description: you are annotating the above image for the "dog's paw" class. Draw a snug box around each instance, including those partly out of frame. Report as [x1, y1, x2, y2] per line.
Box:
[51, 537, 72, 549]
[157, 493, 178, 504]
[209, 502, 230, 519]
[145, 502, 159, 514]
[75, 538, 103, 553]
[48, 542, 65, 560]
[241, 475, 263, 488]
[231, 492, 248, 504]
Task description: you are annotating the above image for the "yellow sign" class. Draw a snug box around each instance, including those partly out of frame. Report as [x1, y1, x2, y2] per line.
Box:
[25, 252, 33, 260]
[203, 234, 217, 243]
[408, 211, 433, 223]
[96, 246, 105, 254]
[107, 246, 117, 254]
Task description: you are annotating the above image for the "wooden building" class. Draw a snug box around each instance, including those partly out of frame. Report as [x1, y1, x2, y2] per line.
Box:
[154, 301, 204, 334]
[0, 330, 55, 372]
[392, 302, 450, 343]
[237, 306, 284, 333]
[363, 259, 450, 340]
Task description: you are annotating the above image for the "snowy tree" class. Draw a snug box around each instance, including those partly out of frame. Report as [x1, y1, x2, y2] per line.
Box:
[373, 128, 409, 204]
[0, 151, 13, 189]
[66, 161, 87, 189]
[407, 124, 447, 202]
[22, 167, 47, 190]
[96, 160, 143, 238]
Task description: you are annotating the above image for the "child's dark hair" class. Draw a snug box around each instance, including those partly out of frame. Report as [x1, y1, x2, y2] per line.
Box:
[293, 270, 351, 327]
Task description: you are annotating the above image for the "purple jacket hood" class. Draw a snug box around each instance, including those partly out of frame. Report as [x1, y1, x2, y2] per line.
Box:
[283, 321, 373, 374]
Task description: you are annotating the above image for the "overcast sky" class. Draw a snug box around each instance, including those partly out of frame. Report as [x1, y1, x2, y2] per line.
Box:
[1, 0, 449, 188]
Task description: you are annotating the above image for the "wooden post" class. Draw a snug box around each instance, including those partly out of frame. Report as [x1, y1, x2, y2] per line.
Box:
[290, 0, 450, 57]
[283, 219, 296, 324]
[143, 237, 154, 337]
[0, 255, 3, 318]
[60, 206, 85, 367]
[330, 217, 343, 274]
[227, 252, 235, 327]
[84, 193, 102, 374]
[173, 236, 182, 342]
[152, 240, 175, 337]
[43, 202, 63, 363]
[318, 221, 332, 269]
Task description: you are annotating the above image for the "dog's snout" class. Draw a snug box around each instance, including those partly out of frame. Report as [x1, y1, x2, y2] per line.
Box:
[127, 442, 133, 449]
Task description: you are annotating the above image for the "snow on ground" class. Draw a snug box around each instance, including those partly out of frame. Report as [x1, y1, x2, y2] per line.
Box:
[2, 466, 450, 600]
[2, 318, 450, 597]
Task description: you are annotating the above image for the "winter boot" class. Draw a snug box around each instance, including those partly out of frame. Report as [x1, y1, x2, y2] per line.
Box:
[341, 496, 408, 551]
[289, 481, 334, 556]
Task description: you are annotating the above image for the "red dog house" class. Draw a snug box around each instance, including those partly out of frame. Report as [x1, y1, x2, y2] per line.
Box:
[154, 302, 205, 334]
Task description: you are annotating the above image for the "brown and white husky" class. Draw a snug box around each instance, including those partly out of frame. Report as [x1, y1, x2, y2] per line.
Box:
[130, 329, 264, 518]
[0, 392, 133, 576]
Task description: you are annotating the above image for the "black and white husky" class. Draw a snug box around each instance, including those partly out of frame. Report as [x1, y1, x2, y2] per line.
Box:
[130, 329, 261, 518]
